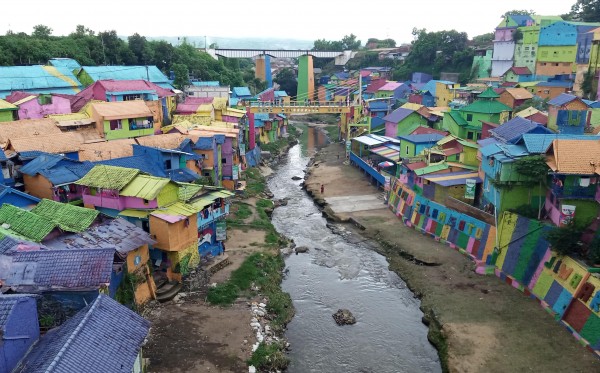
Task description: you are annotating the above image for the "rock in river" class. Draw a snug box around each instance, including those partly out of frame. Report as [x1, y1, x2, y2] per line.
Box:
[333, 309, 356, 325]
[291, 176, 302, 180]
[295, 246, 309, 254]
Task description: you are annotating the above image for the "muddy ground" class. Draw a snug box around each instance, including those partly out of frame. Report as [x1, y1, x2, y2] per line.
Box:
[305, 141, 600, 373]
[144, 204, 271, 373]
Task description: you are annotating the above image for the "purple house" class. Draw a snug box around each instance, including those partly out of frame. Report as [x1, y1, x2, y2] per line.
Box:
[5, 91, 72, 119]
[376, 82, 411, 101]
[0, 295, 40, 373]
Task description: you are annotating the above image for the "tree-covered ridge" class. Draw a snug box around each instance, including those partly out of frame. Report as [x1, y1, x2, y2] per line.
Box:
[0, 25, 264, 90]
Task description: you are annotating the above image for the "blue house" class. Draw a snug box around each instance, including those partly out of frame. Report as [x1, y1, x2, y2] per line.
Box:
[539, 21, 578, 46]
[0, 294, 40, 373]
[14, 295, 150, 373]
[48, 57, 82, 71]
[420, 80, 455, 106]
[0, 66, 83, 98]
[367, 100, 392, 118]
[398, 133, 445, 158]
[231, 86, 252, 100]
[0, 185, 40, 208]
[132, 144, 200, 183]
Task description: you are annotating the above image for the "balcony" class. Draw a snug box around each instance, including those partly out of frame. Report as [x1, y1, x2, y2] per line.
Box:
[551, 184, 597, 199]
[349, 152, 385, 185]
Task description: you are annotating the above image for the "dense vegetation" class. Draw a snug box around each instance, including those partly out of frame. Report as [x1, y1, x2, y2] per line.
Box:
[0, 25, 268, 91]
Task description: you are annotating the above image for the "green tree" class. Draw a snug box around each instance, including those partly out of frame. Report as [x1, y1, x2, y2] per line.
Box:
[172, 63, 189, 89]
[472, 33, 494, 48]
[514, 155, 549, 219]
[32, 24, 52, 39]
[341, 34, 361, 50]
[128, 33, 147, 64]
[570, 0, 600, 22]
[274, 68, 297, 96]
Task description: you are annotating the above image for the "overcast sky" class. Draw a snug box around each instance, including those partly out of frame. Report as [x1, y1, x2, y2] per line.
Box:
[4, 0, 574, 45]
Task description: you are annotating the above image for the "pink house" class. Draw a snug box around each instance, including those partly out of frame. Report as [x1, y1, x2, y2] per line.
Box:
[5, 91, 72, 119]
[76, 165, 179, 213]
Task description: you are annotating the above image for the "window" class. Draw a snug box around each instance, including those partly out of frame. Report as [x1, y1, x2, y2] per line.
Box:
[222, 158, 227, 164]
[543, 90, 550, 94]
[37, 95, 52, 105]
[466, 114, 473, 121]
[406, 145, 410, 154]
[164, 159, 172, 169]
[143, 199, 149, 205]
[123, 94, 142, 101]
[467, 132, 474, 140]
[109, 119, 122, 130]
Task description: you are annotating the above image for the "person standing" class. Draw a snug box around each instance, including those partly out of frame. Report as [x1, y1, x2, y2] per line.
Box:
[321, 184, 325, 194]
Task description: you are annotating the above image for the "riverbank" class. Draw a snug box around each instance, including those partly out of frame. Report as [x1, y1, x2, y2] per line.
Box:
[145, 137, 297, 373]
[304, 141, 600, 372]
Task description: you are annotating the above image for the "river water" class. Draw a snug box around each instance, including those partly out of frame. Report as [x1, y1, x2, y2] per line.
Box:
[268, 128, 441, 373]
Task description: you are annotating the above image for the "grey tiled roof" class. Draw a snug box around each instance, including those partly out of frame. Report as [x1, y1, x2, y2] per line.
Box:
[15, 294, 150, 373]
[43, 218, 155, 254]
[3, 249, 114, 291]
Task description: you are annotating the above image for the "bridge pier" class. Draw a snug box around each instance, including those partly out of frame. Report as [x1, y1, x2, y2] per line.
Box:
[297, 55, 314, 102]
[255, 55, 272, 88]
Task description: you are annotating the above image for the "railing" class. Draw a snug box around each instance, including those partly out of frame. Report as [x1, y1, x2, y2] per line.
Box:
[551, 184, 597, 199]
[349, 152, 385, 185]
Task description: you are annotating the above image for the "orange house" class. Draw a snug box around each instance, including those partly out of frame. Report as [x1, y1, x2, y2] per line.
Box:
[531, 82, 572, 100]
[497, 88, 533, 109]
[547, 93, 589, 130]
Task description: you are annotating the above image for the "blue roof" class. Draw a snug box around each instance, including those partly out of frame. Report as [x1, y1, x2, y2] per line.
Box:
[383, 107, 414, 123]
[0, 66, 83, 97]
[274, 90, 288, 97]
[489, 117, 553, 144]
[548, 93, 580, 106]
[20, 154, 69, 176]
[0, 294, 36, 332]
[0, 185, 40, 207]
[16, 294, 150, 373]
[191, 81, 220, 86]
[509, 15, 534, 27]
[480, 143, 529, 161]
[0, 235, 23, 255]
[229, 97, 240, 106]
[94, 156, 166, 177]
[369, 101, 389, 111]
[536, 81, 573, 88]
[334, 72, 350, 79]
[18, 151, 49, 161]
[48, 58, 81, 71]
[80, 66, 172, 87]
[371, 116, 386, 130]
[254, 113, 270, 120]
[4, 249, 115, 291]
[0, 150, 6, 162]
[477, 138, 500, 147]
[520, 133, 599, 153]
[194, 137, 214, 150]
[398, 134, 445, 143]
[168, 168, 200, 183]
[232, 87, 252, 97]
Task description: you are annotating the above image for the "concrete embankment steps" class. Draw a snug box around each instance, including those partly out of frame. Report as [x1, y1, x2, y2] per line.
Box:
[156, 280, 182, 303]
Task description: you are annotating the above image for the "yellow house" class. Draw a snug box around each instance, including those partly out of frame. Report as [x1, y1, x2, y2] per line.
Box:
[436, 82, 460, 107]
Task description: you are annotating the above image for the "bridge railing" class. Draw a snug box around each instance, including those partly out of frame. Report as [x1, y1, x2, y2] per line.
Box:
[249, 101, 351, 108]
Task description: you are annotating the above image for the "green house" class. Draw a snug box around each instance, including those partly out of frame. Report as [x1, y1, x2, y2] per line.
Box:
[384, 108, 429, 137]
[0, 99, 17, 122]
[442, 88, 511, 140]
[90, 101, 155, 140]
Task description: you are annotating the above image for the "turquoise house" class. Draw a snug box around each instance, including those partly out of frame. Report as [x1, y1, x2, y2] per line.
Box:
[398, 133, 445, 158]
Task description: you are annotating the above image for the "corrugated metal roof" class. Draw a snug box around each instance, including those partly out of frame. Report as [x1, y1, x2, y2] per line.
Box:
[548, 93, 580, 106]
[0, 65, 82, 96]
[0, 119, 62, 147]
[9, 132, 84, 154]
[398, 134, 445, 143]
[78, 139, 136, 161]
[150, 202, 199, 222]
[459, 99, 511, 114]
[0, 99, 17, 111]
[95, 155, 166, 177]
[76, 165, 140, 190]
[14, 295, 149, 373]
[119, 174, 171, 200]
[489, 116, 552, 144]
[90, 100, 153, 119]
[546, 139, 600, 174]
[422, 171, 482, 186]
[414, 163, 450, 176]
[521, 134, 597, 153]
[48, 58, 81, 70]
[80, 65, 171, 86]
[119, 209, 151, 218]
[232, 87, 252, 97]
[0, 294, 35, 331]
[383, 107, 414, 123]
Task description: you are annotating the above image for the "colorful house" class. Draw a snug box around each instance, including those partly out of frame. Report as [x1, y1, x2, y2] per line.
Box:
[544, 139, 600, 227]
[537, 21, 578, 76]
[132, 144, 200, 183]
[532, 80, 574, 100]
[375, 82, 410, 102]
[0, 295, 40, 373]
[497, 87, 534, 109]
[0, 99, 17, 122]
[503, 67, 534, 83]
[492, 14, 534, 77]
[434, 135, 480, 167]
[513, 25, 540, 75]
[471, 49, 493, 79]
[435, 81, 460, 107]
[547, 93, 589, 133]
[515, 107, 549, 126]
[13, 295, 150, 373]
[0, 65, 83, 98]
[77, 65, 174, 89]
[77, 79, 176, 125]
[0, 118, 62, 149]
[383, 108, 428, 137]
[398, 133, 444, 158]
[4, 91, 73, 119]
[90, 101, 155, 140]
[442, 87, 511, 140]
[363, 78, 388, 100]
[76, 165, 179, 213]
[19, 153, 90, 202]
